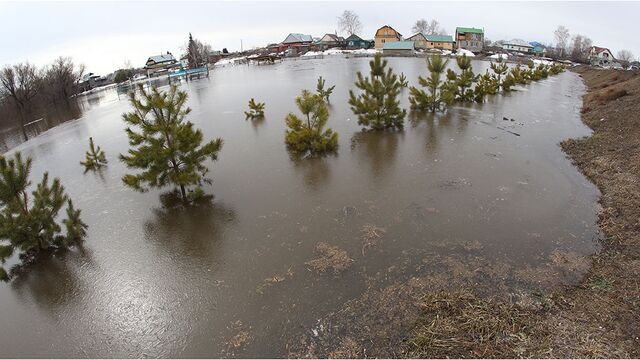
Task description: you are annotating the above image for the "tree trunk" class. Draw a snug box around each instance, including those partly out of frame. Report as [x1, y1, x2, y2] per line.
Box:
[180, 185, 187, 202]
[16, 104, 28, 142]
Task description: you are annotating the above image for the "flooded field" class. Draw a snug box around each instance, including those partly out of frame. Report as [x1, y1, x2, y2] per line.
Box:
[0, 57, 599, 357]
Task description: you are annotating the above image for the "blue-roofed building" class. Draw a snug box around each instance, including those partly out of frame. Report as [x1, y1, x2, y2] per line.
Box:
[383, 41, 415, 56]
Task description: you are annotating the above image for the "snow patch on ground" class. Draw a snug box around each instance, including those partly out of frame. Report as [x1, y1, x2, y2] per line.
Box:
[454, 49, 476, 57]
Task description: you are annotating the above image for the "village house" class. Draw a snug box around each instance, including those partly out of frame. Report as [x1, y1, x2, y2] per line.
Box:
[502, 39, 533, 54]
[406, 33, 428, 50]
[315, 33, 344, 50]
[425, 34, 455, 50]
[588, 46, 615, 66]
[345, 34, 373, 50]
[455, 27, 484, 53]
[145, 53, 177, 69]
[374, 25, 402, 49]
[382, 41, 415, 56]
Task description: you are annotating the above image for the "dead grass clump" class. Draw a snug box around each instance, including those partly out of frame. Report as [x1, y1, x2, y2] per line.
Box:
[403, 290, 545, 358]
[361, 224, 386, 255]
[328, 337, 362, 358]
[306, 242, 353, 274]
[597, 88, 628, 103]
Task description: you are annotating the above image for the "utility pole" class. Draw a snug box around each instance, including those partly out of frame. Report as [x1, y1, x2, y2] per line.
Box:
[240, 39, 244, 52]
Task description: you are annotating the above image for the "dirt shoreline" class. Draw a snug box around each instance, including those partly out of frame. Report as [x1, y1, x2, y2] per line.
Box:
[289, 67, 639, 358]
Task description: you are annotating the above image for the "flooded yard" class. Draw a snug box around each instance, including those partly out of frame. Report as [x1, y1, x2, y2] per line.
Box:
[0, 57, 599, 357]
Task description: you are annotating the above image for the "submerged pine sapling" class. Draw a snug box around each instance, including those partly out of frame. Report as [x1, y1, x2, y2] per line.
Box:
[474, 71, 498, 103]
[244, 98, 265, 119]
[398, 72, 409, 87]
[454, 55, 477, 102]
[120, 84, 223, 203]
[284, 90, 338, 155]
[0, 152, 87, 280]
[490, 57, 510, 92]
[409, 54, 450, 112]
[316, 76, 336, 103]
[80, 137, 107, 172]
[349, 53, 406, 130]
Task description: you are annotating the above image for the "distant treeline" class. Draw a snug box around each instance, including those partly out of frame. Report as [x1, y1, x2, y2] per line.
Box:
[0, 57, 85, 141]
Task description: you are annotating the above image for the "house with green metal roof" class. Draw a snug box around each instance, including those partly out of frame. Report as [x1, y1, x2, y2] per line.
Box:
[382, 41, 415, 56]
[455, 27, 485, 53]
[425, 34, 455, 51]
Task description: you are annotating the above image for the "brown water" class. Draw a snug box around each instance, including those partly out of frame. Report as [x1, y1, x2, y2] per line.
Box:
[0, 57, 599, 357]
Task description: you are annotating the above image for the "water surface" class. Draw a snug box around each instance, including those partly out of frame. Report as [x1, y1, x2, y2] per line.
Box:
[0, 57, 599, 357]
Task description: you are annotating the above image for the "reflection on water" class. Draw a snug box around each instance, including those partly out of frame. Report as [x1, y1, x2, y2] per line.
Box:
[0, 57, 600, 357]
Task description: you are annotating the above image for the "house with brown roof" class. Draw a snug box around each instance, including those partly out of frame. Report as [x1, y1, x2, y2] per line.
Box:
[374, 25, 402, 49]
[589, 46, 615, 66]
[316, 33, 345, 50]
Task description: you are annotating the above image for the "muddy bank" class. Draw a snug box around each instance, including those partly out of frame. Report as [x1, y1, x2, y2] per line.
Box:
[289, 67, 640, 358]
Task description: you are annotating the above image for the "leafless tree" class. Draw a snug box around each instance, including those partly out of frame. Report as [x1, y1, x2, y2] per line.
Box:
[617, 49, 634, 67]
[337, 10, 362, 36]
[0, 63, 41, 140]
[570, 34, 593, 63]
[42, 57, 84, 108]
[554, 25, 570, 58]
[412, 19, 445, 35]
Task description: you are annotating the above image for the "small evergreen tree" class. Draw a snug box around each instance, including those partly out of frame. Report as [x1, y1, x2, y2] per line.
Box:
[349, 54, 406, 130]
[244, 98, 265, 119]
[316, 76, 336, 103]
[120, 84, 223, 203]
[285, 90, 338, 155]
[80, 137, 107, 172]
[409, 54, 450, 112]
[454, 55, 477, 102]
[490, 57, 510, 92]
[510, 65, 528, 85]
[474, 71, 498, 103]
[398, 72, 409, 87]
[0, 152, 86, 280]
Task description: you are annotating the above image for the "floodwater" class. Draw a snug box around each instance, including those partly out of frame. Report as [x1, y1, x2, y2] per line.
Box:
[0, 56, 599, 357]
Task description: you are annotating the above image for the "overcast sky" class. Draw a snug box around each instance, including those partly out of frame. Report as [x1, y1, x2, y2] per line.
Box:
[1, 1, 638, 74]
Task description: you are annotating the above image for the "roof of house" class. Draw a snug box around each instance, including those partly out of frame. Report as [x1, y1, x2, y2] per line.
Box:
[376, 25, 402, 38]
[591, 46, 612, 54]
[147, 54, 176, 63]
[407, 33, 427, 41]
[426, 34, 454, 43]
[345, 34, 363, 41]
[529, 41, 543, 47]
[504, 39, 533, 47]
[456, 27, 484, 34]
[283, 33, 313, 44]
[383, 41, 414, 50]
[319, 33, 344, 43]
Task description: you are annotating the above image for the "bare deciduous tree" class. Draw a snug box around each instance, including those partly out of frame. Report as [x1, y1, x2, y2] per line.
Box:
[570, 34, 593, 63]
[554, 25, 570, 58]
[337, 10, 362, 36]
[0, 63, 41, 140]
[42, 57, 84, 108]
[412, 19, 445, 35]
[617, 49, 634, 67]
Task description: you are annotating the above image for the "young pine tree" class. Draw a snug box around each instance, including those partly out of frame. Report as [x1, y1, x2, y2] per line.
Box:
[285, 90, 338, 155]
[474, 71, 498, 103]
[454, 55, 477, 102]
[409, 54, 450, 112]
[490, 57, 510, 92]
[80, 137, 107, 172]
[120, 84, 223, 203]
[349, 54, 406, 130]
[244, 98, 265, 120]
[316, 76, 336, 103]
[0, 152, 87, 280]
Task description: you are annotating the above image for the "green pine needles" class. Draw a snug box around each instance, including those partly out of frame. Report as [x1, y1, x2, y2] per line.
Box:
[349, 53, 406, 130]
[285, 90, 338, 155]
[409, 54, 451, 112]
[398, 72, 409, 87]
[316, 76, 336, 103]
[80, 137, 107, 172]
[245, 98, 265, 120]
[120, 84, 224, 203]
[0, 152, 87, 281]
